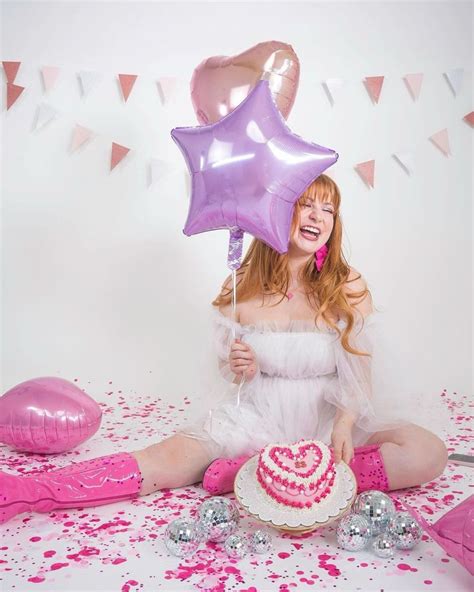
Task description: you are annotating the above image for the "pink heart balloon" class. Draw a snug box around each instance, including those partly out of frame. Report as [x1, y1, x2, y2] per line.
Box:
[0, 377, 102, 454]
[190, 40, 300, 125]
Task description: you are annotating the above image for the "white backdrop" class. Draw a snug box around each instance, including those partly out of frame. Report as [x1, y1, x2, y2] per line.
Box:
[1, 1, 472, 434]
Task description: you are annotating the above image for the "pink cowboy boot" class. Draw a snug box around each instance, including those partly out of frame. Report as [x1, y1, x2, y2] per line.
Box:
[202, 453, 252, 495]
[0, 451, 143, 524]
[348, 442, 391, 494]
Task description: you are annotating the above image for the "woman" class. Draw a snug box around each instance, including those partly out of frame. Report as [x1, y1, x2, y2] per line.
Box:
[0, 175, 448, 524]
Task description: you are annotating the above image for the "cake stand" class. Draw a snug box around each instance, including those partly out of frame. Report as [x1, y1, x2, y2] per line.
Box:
[234, 455, 357, 534]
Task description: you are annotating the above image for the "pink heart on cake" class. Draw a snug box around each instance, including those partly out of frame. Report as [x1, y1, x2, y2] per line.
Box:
[269, 442, 322, 479]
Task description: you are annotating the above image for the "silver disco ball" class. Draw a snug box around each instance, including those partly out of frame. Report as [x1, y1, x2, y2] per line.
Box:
[353, 490, 396, 536]
[388, 511, 423, 550]
[164, 518, 201, 558]
[336, 513, 372, 551]
[196, 496, 240, 542]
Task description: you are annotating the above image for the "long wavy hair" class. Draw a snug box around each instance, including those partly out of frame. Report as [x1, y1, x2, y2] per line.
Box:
[212, 174, 373, 356]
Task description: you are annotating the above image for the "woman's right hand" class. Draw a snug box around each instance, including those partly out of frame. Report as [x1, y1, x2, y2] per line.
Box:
[229, 339, 259, 382]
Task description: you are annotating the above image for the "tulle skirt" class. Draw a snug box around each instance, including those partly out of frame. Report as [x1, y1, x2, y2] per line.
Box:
[176, 372, 380, 459]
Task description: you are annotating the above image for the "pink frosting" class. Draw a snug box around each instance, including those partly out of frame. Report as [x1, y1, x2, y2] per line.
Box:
[256, 440, 336, 509]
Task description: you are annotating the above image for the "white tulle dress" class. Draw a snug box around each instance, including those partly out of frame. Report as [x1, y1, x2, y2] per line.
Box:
[176, 306, 415, 460]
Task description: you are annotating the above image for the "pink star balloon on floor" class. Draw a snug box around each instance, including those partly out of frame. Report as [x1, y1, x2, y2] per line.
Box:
[171, 79, 338, 269]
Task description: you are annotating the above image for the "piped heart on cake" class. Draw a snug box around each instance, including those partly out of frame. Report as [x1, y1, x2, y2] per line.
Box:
[269, 443, 322, 478]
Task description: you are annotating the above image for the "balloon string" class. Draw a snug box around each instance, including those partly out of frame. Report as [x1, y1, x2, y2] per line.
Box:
[208, 228, 246, 435]
[231, 268, 246, 407]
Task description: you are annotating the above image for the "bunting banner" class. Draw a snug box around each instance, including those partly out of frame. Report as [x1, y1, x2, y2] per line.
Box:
[392, 151, 415, 175]
[157, 77, 177, 105]
[41, 66, 60, 93]
[150, 158, 170, 187]
[444, 68, 464, 96]
[403, 73, 424, 101]
[70, 124, 94, 153]
[355, 160, 375, 188]
[33, 103, 59, 131]
[463, 111, 474, 126]
[429, 129, 451, 157]
[322, 78, 345, 106]
[78, 70, 103, 98]
[363, 76, 385, 104]
[2, 60, 470, 187]
[110, 142, 131, 171]
[2, 61, 21, 83]
[118, 74, 138, 102]
[6, 83, 25, 110]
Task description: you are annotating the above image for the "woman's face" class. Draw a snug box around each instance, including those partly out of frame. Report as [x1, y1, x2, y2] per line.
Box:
[289, 196, 335, 255]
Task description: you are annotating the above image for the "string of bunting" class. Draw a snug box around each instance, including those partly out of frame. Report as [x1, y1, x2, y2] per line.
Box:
[2, 61, 473, 189]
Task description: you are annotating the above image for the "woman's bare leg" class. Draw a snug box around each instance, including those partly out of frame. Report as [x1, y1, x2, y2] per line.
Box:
[364, 423, 448, 490]
[131, 433, 215, 496]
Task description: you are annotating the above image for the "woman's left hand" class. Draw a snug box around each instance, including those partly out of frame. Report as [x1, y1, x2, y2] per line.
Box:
[330, 420, 354, 464]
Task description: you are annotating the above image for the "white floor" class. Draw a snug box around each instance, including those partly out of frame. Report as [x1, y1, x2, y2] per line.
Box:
[1, 385, 472, 592]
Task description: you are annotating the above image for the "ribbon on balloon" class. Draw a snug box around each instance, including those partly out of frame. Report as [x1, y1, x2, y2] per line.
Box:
[227, 226, 246, 405]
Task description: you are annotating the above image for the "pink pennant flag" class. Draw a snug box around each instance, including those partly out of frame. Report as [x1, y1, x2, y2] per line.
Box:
[429, 129, 450, 157]
[157, 77, 177, 105]
[118, 74, 137, 102]
[364, 76, 384, 104]
[111, 142, 130, 170]
[2, 61, 21, 83]
[6, 83, 25, 110]
[463, 111, 474, 127]
[403, 73, 423, 101]
[355, 160, 375, 188]
[41, 66, 60, 92]
[70, 124, 93, 152]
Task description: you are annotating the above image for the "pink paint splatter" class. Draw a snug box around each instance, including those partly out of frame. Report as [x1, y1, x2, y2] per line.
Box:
[112, 557, 127, 565]
[397, 563, 418, 572]
[50, 562, 69, 571]
[28, 576, 46, 583]
[121, 580, 139, 592]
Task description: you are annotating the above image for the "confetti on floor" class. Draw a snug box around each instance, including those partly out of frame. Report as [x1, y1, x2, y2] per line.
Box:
[0, 383, 472, 591]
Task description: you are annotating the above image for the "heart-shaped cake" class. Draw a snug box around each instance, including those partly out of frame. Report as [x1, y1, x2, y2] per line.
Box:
[256, 439, 336, 509]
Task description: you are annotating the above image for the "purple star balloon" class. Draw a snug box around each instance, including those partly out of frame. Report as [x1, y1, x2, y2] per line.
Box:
[171, 79, 338, 268]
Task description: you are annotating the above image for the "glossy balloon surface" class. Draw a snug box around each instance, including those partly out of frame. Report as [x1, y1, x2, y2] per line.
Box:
[191, 40, 300, 125]
[0, 377, 102, 453]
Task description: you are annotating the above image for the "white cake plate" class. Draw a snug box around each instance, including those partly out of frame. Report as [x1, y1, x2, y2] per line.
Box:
[234, 455, 357, 534]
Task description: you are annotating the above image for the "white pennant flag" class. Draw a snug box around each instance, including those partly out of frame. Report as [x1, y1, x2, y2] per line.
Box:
[444, 68, 464, 96]
[157, 77, 177, 105]
[34, 103, 59, 131]
[322, 78, 345, 105]
[150, 158, 171, 187]
[78, 70, 102, 98]
[392, 151, 415, 175]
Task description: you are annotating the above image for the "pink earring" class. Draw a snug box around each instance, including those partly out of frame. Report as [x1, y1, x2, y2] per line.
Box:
[315, 244, 329, 272]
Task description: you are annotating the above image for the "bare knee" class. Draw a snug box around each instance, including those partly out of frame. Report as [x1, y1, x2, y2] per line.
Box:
[424, 434, 449, 480]
[403, 428, 449, 484]
[132, 433, 214, 494]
